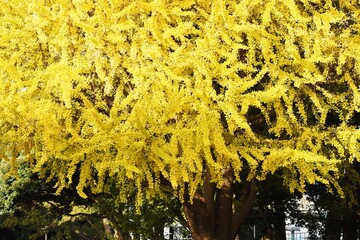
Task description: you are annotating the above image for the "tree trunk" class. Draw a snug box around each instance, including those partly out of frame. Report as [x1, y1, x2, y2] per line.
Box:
[103, 218, 113, 238]
[342, 211, 358, 240]
[216, 168, 234, 240]
[183, 164, 216, 240]
[273, 206, 286, 240]
[183, 166, 257, 240]
[105, 217, 128, 240]
[325, 208, 342, 240]
[231, 180, 257, 239]
[183, 199, 216, 240]
[169, 226, 174, 240]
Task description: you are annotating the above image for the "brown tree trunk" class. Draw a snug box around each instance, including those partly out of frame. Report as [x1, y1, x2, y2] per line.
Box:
[103, 218, 114, 239]
[216, 168, 234, 240]
[273, 206, 286, 240]
[325, 208, 342, 240]
[105, 217, 128, 240]
[183, 165, 257, 240]
[183, 199, 216, 240]
[231, 180, 257, 239]
[342, 211, 358, 240]
[183, 164, 216, 240]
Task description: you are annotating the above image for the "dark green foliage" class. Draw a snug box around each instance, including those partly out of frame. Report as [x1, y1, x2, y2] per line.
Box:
[0, 161, 188, 239]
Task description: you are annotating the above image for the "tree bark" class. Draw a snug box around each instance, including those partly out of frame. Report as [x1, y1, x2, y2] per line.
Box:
[183, 165, 257, 240]
[273, 206, 286, 240]
[216, 168, 234, 240]
[342, 211, 358, 240]
[103, 218, 113, 238]
[231, 180, 257, 239]
[183, 164, 216, 240]
[106, 217, 128, 240]
[183, 198, 215, 240]
[325, 208, 342, 240]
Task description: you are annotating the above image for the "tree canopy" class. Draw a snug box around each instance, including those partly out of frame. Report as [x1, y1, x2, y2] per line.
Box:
[1, 0, 360, 235]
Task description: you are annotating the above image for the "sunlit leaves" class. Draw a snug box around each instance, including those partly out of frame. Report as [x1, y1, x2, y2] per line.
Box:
[1, 0, 359, 206]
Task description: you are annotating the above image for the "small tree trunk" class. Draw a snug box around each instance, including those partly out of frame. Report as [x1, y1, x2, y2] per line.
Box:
[105, 217, 128, 240]
[273, 206, 286, 240]
[169, 226, 174, 240]
[231, 180, 257, 239]
[325, 208, 342, 240]
[102, 218, 114, 238]
[342, 211, 358, 240]
[216, 168, 234, 240]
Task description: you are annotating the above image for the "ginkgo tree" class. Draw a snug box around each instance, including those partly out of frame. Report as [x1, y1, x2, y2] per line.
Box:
[1, 0, 360, 239]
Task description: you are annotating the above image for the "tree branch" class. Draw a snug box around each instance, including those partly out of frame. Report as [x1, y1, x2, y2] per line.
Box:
[204, 163, 216, 213]
[231, 179, 257, 239]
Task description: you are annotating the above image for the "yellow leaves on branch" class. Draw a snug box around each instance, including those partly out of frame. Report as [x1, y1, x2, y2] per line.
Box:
[1, 0, 360, 204]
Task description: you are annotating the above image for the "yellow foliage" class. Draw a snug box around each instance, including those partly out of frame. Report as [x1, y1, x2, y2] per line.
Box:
[1, 0, 359, 205]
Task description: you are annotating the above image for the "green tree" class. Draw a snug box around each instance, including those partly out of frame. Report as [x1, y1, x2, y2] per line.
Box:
[303, 161, 360, 240]
[1, 0, 360, 239]
[0, 160, 107, 240]
[0, 160, 186, 240]
[91, 180, 188, 240]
